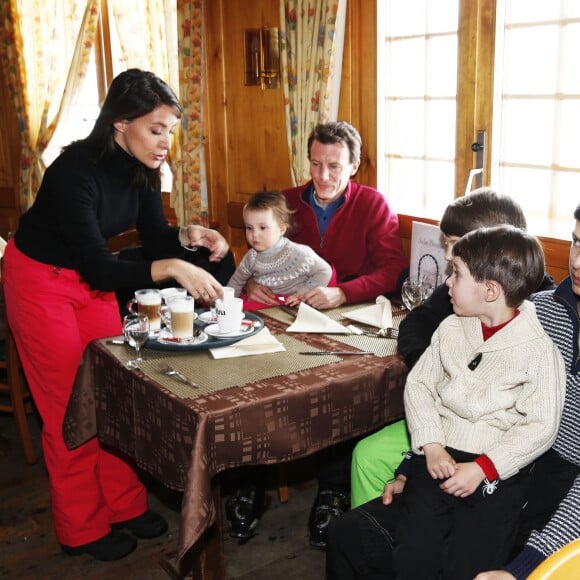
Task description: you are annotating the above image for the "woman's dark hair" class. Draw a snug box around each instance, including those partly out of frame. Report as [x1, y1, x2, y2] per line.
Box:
[68, 69, 181, 192]
[453, 225, 545, 307]
[307, 121, 362, 165]
[244, 191, 295, 235]
[440, 189, 527, 237]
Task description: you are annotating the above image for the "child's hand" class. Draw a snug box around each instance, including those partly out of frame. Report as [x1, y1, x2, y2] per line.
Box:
[244, 278, 279, 305]
[423, 443, 456, 479]
[439, 462, 485, 497]
[284, 293, 303, 307]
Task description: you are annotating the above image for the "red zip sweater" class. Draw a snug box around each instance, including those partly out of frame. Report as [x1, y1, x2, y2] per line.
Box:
[283, 181, 408, 304]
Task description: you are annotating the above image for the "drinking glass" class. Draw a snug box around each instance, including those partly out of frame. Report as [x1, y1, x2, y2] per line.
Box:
[401, 278, 425, 311]
[123, 313, 150, 368]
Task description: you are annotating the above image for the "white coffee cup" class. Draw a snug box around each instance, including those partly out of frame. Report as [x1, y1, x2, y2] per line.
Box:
[159, 287, 187, 302]
[127, 289, 162, 331]
[209, 286, 236, 319]
[161, 295, 196, 339]
[216, 297, 244, 333]
[222, 286, 235, 302]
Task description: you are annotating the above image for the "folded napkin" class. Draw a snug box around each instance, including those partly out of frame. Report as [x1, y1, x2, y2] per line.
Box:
[342, 296, 393, 329]
[286, 302, 352, 334]
[209, 327, 286, 359]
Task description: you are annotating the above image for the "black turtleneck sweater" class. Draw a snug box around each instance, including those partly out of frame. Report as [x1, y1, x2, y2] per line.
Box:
[14, 143, 181, 292]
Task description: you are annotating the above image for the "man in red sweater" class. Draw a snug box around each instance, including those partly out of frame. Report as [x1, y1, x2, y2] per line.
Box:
[247, 121, 408, 309]
[228, 121, 408, 548]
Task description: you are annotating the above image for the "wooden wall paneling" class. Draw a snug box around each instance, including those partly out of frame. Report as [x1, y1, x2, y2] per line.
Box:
[220, 0, 289, 194]
[339, 0, 377, 189]
[205, 0, 291, 250]
[456, 0, 495, 197]
[0, 59, 21, 211]
[0, 204, 20, 241]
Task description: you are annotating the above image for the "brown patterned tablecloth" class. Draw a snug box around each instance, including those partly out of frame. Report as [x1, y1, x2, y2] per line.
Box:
[63, 306, 408, 561]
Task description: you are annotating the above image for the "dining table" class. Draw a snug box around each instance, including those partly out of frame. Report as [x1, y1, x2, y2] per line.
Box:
[63, 303, 409, 579]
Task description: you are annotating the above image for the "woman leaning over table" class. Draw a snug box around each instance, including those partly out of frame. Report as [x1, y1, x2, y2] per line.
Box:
[2, 69, 233, 562]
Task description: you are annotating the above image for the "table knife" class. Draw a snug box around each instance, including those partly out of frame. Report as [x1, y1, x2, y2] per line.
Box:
[299, 351, 374, 356]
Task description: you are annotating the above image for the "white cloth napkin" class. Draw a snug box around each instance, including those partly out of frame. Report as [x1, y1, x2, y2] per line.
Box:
[286, 302, 352, 334]
[342, 296, 393, 329]
[209, 327, 286, 359]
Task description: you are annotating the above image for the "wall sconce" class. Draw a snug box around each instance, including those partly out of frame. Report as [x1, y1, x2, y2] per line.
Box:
[244, 28, 280, 90]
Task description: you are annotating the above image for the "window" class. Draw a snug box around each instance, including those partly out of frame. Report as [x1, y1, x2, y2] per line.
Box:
[491, 0, 580, 239]
[377, 0, 459, 221]
[43, 0, 177, 168]
[377, 0, 580, 239]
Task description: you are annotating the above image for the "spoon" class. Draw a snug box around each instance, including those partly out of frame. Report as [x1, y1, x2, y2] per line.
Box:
[159, 364, 199, 388]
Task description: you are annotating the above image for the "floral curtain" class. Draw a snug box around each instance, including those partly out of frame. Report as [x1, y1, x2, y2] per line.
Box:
[279, 0, 347, 186]
[0, 0, 99, 211]
[175, 0, 207, 226]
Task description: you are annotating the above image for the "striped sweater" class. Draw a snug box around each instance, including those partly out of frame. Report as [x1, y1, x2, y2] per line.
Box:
[506, 278, 580, 578]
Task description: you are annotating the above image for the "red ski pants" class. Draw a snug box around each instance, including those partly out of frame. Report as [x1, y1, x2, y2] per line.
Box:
[3, 241, 146, 546]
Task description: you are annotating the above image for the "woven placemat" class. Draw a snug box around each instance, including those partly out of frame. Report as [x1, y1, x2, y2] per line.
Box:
[100, 334, 344, 399]
[260, 304, 404, 357]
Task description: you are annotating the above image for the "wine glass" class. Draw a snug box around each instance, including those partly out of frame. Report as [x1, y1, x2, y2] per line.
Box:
[401, 278, 425, 311]
[123, 313, 150, 368]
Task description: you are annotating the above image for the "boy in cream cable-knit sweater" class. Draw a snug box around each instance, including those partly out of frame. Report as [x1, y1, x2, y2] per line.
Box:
[393, 225, 565, 580]
[227, 191, 333, 302]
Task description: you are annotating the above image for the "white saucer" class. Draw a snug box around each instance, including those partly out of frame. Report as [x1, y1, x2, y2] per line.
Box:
[204, 323, 253, 339]
[198, 311, 217, 324]
[156, 329, 208, 346]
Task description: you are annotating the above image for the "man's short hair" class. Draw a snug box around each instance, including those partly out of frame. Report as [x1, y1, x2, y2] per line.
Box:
[574, 203, 580, 221]
[440, 189, 527, 238]
[307, 121, 362, 164]
[452, 225, 545, 308]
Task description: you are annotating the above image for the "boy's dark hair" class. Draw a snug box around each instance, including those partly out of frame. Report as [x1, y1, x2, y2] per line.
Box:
[307, 121, 362, 165]
[244, 191, 295, 235]
[440, 189, 527, 238]
[574, 203, 580, 220]
[453, 225, 545, 308]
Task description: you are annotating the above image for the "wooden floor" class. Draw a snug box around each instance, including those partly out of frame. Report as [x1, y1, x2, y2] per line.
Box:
[0, 409, 326, 579]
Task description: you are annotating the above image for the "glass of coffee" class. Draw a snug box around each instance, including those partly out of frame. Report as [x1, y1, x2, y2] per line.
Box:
[127, 289, 162, 331]
[161, 295, 196, 339]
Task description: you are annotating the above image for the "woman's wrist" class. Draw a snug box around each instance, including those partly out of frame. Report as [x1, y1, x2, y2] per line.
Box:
[179, 226, 199, 252]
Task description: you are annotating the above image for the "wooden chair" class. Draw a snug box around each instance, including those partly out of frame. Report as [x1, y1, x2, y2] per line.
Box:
[0, 315, 37, 465]
[0, 238, 37, 465]
[528, 539, 580, 579]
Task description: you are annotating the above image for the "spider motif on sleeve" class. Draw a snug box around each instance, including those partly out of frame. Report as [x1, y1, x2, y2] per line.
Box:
[482, 478, 499, 496]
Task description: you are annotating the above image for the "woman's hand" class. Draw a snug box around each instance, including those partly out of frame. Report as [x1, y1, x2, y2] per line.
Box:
[382, 475, 406, 505]
[180, 225, 229, 262]
[152, 258, 223, 301]
[301, 286, 346, 309]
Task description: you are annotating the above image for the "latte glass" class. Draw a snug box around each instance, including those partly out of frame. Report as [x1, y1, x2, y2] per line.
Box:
[127, 289, 162, 331]
[161, 295, 196, 339]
